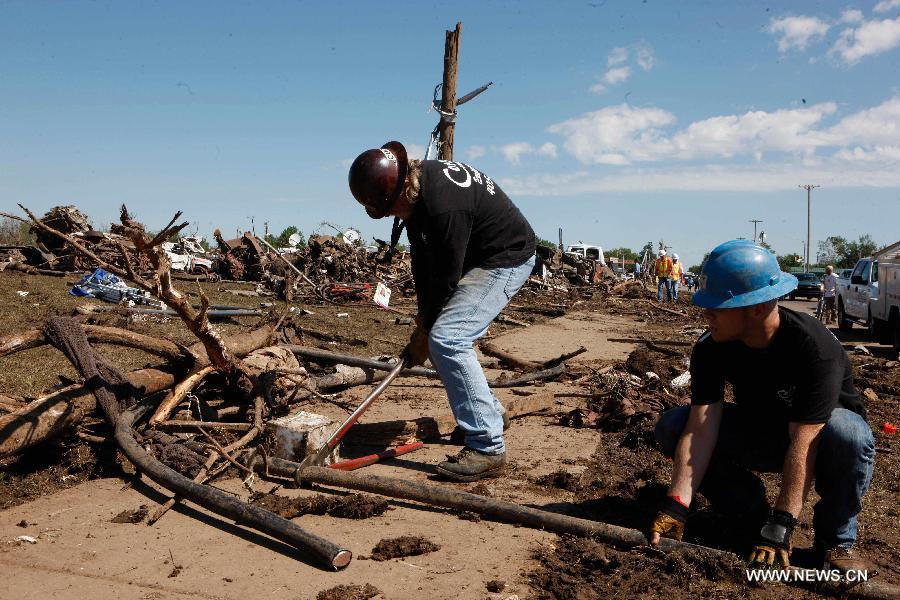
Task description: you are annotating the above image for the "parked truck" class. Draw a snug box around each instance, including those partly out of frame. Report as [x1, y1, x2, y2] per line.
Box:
[836, 240, 900, 349]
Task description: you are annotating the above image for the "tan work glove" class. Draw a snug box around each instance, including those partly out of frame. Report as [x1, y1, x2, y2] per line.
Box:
[747, 510, 796, 568]
[650, 496, 689, 543]
[404, 319, 430, 367]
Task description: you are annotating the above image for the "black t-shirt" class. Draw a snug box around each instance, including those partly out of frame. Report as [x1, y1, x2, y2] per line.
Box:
[405, 160, 536, 328]
[690, 307, 864, 431]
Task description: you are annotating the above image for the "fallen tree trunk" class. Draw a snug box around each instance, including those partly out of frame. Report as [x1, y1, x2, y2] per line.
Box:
[0, 325, 193, 362]
[0, 326, 274, 459]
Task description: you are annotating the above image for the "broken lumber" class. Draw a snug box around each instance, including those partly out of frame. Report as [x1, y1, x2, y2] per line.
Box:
[343, 391, 558, 446]
[479, 342, 540, 370]
[41, 317, 350, 571]
[0, 326, 274, 459]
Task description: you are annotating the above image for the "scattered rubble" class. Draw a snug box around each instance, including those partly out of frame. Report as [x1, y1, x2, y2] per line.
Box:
[316, 583, 381, 600]
[369, 536, 441, 561]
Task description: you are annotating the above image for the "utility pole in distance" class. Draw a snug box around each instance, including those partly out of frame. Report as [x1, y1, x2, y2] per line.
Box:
[799, 184, 819, 273]
[750, 219, 763, 244]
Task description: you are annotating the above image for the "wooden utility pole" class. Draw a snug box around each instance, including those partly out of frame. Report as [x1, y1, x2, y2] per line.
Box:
[438, 22, 461, 161]
[799, 184, 819, 272]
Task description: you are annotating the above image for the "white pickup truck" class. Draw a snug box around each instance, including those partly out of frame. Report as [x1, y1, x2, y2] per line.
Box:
[836, 240, 900, 349]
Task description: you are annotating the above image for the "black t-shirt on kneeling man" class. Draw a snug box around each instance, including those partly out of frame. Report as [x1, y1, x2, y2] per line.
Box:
[690, 307, 864, 433]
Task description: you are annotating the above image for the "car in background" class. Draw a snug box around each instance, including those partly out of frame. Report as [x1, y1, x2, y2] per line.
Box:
[839, 268, 853, 280]
[790, 272, 823, 300]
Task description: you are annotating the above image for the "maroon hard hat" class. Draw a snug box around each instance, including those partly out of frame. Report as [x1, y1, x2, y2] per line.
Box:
[348, 141, 408, 219]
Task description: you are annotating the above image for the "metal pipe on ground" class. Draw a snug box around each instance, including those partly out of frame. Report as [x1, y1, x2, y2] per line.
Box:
[250, 455, 900, 600]
[282, 345, 566, 388]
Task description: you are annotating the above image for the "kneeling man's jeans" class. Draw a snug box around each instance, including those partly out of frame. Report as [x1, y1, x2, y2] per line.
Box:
[428, 256, 535, 455]
[655, 404, 875, 549]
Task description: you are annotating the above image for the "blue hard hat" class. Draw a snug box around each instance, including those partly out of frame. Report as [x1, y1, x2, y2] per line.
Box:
[692, 239, 797, 309]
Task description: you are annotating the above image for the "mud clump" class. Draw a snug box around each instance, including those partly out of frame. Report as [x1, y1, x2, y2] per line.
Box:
[527, 536, 746, 600]
[536, 470, 583, 492]
[485, 580, 506, 592]
[370, 536, 441, 561]
[624, 346, 684, 379]
[250, 492, 389, 520]
[316, 583, 381, 600]
[110, 504, 149, 524]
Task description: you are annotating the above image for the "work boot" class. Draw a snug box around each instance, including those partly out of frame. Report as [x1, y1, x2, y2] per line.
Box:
[820, 547, 878, 580]
[449, 408, 510, 445]
[435, 447, 506, 482]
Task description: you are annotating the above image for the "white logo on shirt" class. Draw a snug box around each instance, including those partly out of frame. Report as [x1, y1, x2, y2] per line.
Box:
[438, 161, 497, 195]
[440, 160, 471, 188]
[776, 386, 795, 407]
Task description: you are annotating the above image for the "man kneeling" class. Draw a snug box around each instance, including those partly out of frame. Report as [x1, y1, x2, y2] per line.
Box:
[650, 240, 875, 576]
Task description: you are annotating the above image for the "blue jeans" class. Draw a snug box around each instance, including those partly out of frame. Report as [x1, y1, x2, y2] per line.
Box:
[428, 255, 536, 455]
[657, 277, 671, 302]
[655, 405, 875, 548]
[672, 279, 680, 302]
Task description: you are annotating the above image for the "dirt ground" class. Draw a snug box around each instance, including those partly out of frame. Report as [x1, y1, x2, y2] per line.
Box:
[0, 273, 897, 599]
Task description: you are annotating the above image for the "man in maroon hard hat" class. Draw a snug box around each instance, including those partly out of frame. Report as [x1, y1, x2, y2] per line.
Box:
[349, 142, 536, 481]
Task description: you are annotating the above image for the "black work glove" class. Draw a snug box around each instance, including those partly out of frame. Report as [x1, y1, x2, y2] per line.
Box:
[748, 510, 797, 568]
[651, 496, 689, 542]
[404, 320, 430, 367]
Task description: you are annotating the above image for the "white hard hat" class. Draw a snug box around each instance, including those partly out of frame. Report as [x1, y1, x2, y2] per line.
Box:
[672, 253, 679, 260]
[659, 249, 667, 256]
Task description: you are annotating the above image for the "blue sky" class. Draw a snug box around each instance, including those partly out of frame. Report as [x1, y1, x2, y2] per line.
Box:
[2, 0, 899, 267]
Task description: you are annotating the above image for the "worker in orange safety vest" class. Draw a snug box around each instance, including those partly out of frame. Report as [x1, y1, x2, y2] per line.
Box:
[655, 250, 674, 302]
[671, 253, 684, 303]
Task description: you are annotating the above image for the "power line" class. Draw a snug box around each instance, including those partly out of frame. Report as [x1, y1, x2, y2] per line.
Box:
[749, 219, 763, 243]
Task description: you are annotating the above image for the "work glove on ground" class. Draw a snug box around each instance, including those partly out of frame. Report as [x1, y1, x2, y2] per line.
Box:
[404, 320, 430, 367]
[650, 496, 689, 542]
[748, 510, 797, 568]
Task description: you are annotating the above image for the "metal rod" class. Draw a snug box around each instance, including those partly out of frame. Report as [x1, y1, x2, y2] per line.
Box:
[328, 442, 424, 471]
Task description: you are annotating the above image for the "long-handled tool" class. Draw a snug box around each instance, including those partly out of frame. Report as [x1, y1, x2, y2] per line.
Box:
[298, 356, 422, 473]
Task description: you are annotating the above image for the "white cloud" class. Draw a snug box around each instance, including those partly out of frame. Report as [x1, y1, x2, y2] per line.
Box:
[548, 104, 676, 164]
[502, 96, 900, 196]
[839, 9, 864, 24]
[500, 142, 535, 165]
[833, 145, 900, 161]
[635, 44, 656, 70]
[767, 16, 830, 52]
[466, 145, 486, 160]
[591, 43, 655, 93]
[607, 46, 628, 66]
[830, 16, 900, 64]
[499, 160, 900, 196]
[824, 97, 900, 145]
[590, 66, 632, 93]
[874, 0, 900, 13]
[537, 142, 558, 159]
[547, 102, 839, 164]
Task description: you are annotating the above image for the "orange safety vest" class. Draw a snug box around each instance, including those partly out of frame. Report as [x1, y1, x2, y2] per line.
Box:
[671, 261, 683, 281]
[655, 256, 673, 278]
